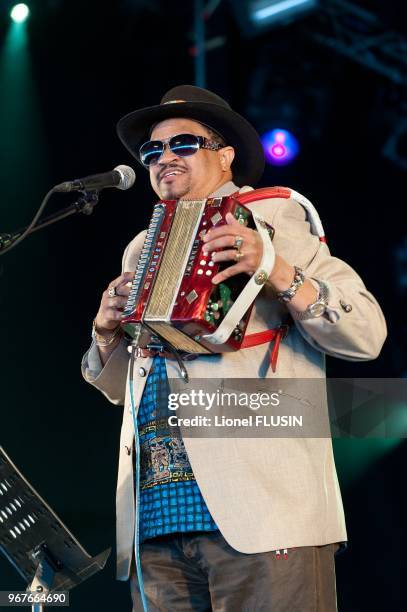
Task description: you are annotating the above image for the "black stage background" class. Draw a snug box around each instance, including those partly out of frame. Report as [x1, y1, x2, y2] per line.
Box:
[0, 1, 406, 610]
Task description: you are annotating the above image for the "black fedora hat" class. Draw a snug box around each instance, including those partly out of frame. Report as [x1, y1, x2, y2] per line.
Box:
[116, 85, 265, 186]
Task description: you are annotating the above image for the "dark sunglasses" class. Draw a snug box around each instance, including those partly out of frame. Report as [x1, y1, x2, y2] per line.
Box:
[139, 133, 225, 167]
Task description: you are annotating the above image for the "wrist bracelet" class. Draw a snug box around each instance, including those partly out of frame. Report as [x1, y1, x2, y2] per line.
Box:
[277, 266, 305, 303]
[92, 319, 123, 347]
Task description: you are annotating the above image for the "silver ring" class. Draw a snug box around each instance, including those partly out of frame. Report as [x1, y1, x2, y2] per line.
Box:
[108, 286, 117, 298]
[234, 235, 244, 249]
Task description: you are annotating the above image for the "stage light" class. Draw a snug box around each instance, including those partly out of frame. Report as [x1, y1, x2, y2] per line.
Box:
[1, 0, 46, 230]
[10, 4, 30, 24]
[261, 128, 299, 166]
[229, 0, 317, 35]
[251, 0, 316, 23]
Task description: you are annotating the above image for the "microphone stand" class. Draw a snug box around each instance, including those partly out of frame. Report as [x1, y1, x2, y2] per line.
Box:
[0, 190, 99, 253]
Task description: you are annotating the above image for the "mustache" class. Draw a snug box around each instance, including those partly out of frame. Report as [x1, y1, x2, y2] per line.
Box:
[158, 164, 187, 181]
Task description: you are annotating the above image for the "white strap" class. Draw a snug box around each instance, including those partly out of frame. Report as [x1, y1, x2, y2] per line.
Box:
[289, 189, 326, 241]
[202, 214, 275, 345]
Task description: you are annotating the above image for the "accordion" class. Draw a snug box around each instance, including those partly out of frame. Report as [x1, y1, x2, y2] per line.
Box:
[121, 191, 276, 355]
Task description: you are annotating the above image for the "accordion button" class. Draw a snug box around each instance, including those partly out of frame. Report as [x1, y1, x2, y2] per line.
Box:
[139, 367, 146, 377]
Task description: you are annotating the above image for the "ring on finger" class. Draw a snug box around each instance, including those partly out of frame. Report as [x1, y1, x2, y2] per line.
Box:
[234, 235, 244, 249]
[235, 249, 244, 262]
[108, 286, 117, 298]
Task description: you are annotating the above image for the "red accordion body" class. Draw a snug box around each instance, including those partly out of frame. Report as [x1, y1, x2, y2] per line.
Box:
[121, 194, 274, 354]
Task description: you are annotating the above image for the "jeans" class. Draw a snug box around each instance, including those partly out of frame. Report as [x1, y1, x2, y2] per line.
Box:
[130, 531, 339, 611]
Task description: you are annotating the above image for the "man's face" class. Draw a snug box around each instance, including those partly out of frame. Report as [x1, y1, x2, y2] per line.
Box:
[148, 118, 234, 200]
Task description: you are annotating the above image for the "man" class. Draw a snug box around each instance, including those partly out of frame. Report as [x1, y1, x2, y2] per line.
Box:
[82, 85, 387, 611]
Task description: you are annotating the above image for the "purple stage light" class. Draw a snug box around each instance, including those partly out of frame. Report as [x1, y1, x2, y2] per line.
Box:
[261, 129, 299, 166]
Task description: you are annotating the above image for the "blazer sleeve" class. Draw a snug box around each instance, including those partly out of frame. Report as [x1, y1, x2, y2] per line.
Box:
[81, 230, 147, 405]
[264, 197, 387, 361]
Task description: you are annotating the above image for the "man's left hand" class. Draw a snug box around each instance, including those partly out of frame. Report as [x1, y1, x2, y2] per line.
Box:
[202, 212, 263, 284]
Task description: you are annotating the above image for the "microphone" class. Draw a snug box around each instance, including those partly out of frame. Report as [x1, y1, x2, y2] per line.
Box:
[54, 165, 136, 193]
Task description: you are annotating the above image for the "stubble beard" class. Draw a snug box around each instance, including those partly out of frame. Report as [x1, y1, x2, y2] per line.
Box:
[159, 175, 194, 200]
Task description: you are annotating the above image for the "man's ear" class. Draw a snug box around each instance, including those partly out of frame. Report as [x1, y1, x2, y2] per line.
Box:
[220, 146, 235, 172]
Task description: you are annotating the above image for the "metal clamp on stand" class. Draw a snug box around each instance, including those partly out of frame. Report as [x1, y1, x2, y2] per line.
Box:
[28, 546, 58, 612]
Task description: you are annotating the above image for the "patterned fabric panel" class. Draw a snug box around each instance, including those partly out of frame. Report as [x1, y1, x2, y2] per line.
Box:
[137, 355, 218, 542]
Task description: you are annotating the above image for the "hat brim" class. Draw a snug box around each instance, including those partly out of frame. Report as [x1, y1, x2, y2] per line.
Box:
[116, 101, 265, 186]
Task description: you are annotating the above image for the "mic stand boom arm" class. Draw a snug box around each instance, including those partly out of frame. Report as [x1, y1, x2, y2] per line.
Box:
[0, 190, 99, 254]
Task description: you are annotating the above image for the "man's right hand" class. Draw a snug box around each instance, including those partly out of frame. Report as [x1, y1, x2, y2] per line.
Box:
[93, 272, 134, 365]
[95, 271, 134, 334]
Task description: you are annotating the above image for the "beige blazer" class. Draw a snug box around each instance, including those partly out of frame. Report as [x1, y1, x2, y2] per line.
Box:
[82, 181, 387, 580]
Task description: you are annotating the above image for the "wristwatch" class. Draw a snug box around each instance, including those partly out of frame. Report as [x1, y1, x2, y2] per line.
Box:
[295, 279, 329, 320]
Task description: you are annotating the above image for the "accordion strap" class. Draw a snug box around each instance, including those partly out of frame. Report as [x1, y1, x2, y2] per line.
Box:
[242, 323, 292, 373]
[235, 186, 327, 243]
[202, 210, 276, 346]
[225, 186, 326, 373]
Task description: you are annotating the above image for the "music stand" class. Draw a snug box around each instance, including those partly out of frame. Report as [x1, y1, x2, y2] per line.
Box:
[0, 447, 110, 611]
